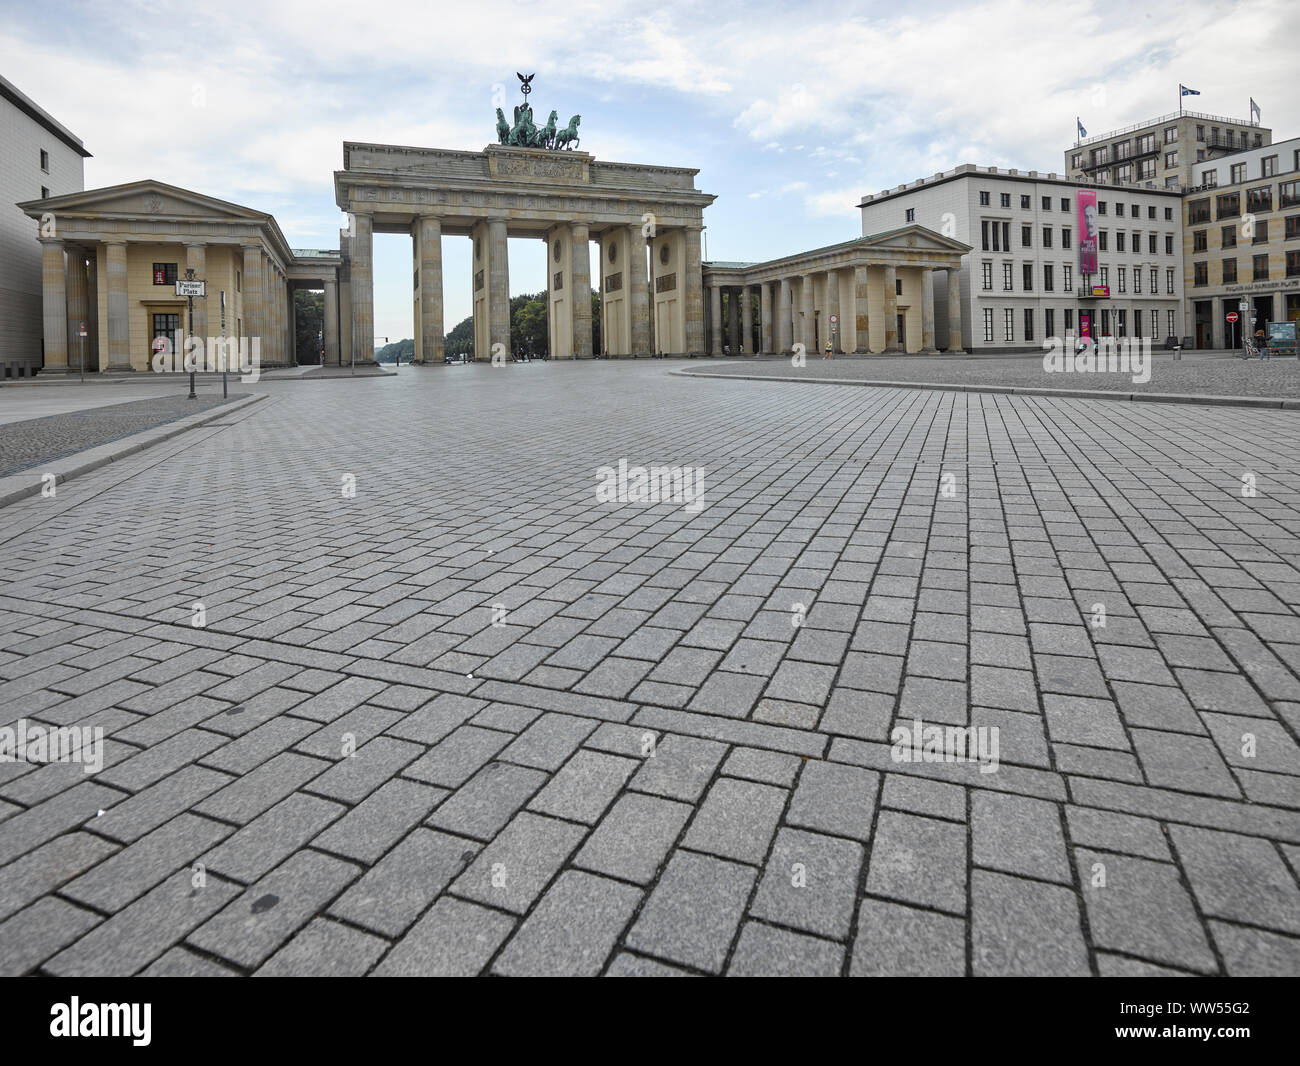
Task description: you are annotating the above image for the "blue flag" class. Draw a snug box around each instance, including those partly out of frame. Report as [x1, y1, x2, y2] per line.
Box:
[1077, 117, 1087, 138]
[1180, 84, 1200, 97]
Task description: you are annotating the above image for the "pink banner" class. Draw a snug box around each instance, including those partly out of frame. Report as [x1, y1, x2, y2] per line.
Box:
[1078, 190, 1098, 276]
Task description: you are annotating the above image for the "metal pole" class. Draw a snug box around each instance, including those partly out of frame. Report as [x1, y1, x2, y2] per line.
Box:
[185, 268, 197, 399]
[221, 290, 228, 399]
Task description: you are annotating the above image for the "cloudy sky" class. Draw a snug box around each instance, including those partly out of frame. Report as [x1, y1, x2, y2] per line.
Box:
[5, 0, 1298, 343]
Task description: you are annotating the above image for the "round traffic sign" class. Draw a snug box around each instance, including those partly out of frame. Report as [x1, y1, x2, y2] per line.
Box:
[829, 314, 838, 324]
[1226, 312, 1238, 323]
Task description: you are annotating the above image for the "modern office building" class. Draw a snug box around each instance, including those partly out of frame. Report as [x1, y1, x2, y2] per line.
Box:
[1065, 111, 1270, 190]
[859, 165, 1184, 353]
[1181, 135, 1300, 348]
[0, 75, 89, 377]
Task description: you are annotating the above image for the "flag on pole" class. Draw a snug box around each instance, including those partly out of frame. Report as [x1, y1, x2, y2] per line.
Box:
[1250, 97, 1261, 123]
[1180, 84, 1200, 97]
[1077, 117, 1087, 140]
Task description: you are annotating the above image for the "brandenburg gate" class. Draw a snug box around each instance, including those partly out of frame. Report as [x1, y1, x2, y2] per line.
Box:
[333, 82, 715, 362]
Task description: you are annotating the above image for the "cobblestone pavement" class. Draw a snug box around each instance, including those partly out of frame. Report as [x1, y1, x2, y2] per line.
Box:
[689, 351, 1300, 398]
[0, 391, 246, 476]
[1, 361, 1298, 977]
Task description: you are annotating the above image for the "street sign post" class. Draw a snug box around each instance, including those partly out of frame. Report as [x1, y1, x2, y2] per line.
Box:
[175, 279, 206, 298]
[1226, 312, 1239, 322]
[220, 290, 228, 399]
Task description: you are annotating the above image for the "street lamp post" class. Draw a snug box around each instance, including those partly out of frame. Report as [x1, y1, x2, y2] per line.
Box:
[185, 268, 197, 399]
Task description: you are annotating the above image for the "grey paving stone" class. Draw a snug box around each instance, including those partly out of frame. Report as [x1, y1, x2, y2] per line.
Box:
[499, 712, 598, 771]
[626, 850, 755, 974]
[682, 777, 787, 864]
[748, 827, 863, 940]
[528, 749, 637, 824]
[604, 952, 695, 977]
[194, 751, 331, 824]
[971, 868, 1091, 976]
[140, 946, 239, 977]
[305, 736, 423, 804]
[201, 792, 343, 884]
[314, 779, 445, 864]
[493, 870, 642, 976]
[880, 773, 966, 822]
[189, 849, 360, 970]
[721, 746, 802, 787]
[574, 792, 692, 884]
[426, 761, 547, 841]
[1210, 920, 1300, 976]
[1065, 806, 1172, 861]
[1169, 825, 1300, 935]
[727, 921, 844, 976]
[629, 733, 726, 803]
[254, 918, 388, 976]
[1132, 729, 1243, 798]
[90, 764, 231, 843]
[786, 760, 878, 842]
[1073, 849, 1217, 973]
[374, 896, 515, 977]
[850, 898, 966, 977]
[866, 810, 967, 914]
[972, 791, 1070, 883]
[451, 811, 586, 914]
[1043, 694, 1129, 749]
[0, 832, 118, 923]
[330, 827, 477, 937]
[0, 896, 102, 976]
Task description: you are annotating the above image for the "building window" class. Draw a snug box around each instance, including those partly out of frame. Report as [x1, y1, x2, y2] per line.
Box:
[1149, 308, 1159, 339]
[1148, 233, 1157, 254]
[40, 186, 49, 199]
[1165, 151, 1178, 168]
[1117, 309, 1127, 336]
[1216, 192, 1240, 219]
[1117, 232, 1126, 253]
[1137, 133, 1155, 154]
[1281, 181, 1300, 208]
[1247, 186, 1272, 214]
[1231, 163, 1246, 184]
[1020, 195, 1031, 209]
[1165, 234, 1174, 254]
[236, 271, 241, 292]
[1000, 193, 1011, 208]
[1022, 263, 1033, 291]
[979, 191, 990, 206]
[1042, 196, 1052, 210]
[1188, 198, 1211, 224]
[1253, 254, 1269, 281]
[1150, 268, 1158, 293]
[1148, 205, 1157, 220]
[1063, 265, 1073, 291]
[1133, 267, 1142, 294]
[1196, 124, 1205, 140]
[1044, 264, 1054, 291]
[1201, 170, 1218, 188]
[905, 207, 915, 222]
[1002, 262, 1013, 290]
[1098, 231, 1108, 251]
[895, 278, 902, 296]
[1167, 310, 1176, 338]
[1100, 266, 1109, 286]
[1098, 201, 1108, 215]
[1166, 268, 1174, 293]
[981, 220, 990, 251]
[1165, 206, 1174, 220]
[1221, 226, 1236, 248]
[1164, 126, 1177, 144]
[1003, 308, 1014, 341]
[151, 313, 179, 355]
[1021, 225, 1032, 247]
[1286, 250, 1300, 278]
[1139, 160, 1156, 180]
[1065, 308, 1074, 330]
[1061, 198, 1070, 212]
[982, 308, 994, 342]
[1045, 308, 1055, 337]
[1222, 259, 1238, 284]
[1023, 308, 1034, 341]
[981, 261, 993, 290]
[1262, 155, 1278, 177]
[1254, 220, 1269, 244]
[152, 263, 178, 285]
[1194, 229, 1208, 252]
[1071, 154, 1082, 170]
[1135, 309, 1143, 336]
[1062, 227, 1072, 249]
[1042, 227, 1052, 248]
[39, 148, 49, 172]
[1286, 215, 1300, 240]
[1118, 266, 1127, 293]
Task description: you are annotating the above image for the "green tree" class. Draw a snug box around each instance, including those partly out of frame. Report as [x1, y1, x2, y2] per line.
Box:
[293, 290, 324, 364]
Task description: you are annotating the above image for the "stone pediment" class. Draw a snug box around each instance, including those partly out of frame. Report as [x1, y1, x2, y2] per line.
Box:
[863, 224, 971, 254]
[19, 180, 268, 222]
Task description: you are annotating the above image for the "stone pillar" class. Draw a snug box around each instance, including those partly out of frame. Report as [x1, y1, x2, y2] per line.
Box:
[419, 215, 444, 363]
[267, 259, 280, 365]
[570, 222, 592, 358]
[778, 277, 793, 352]
[709, 285, 722, 355]
[629, 224, 650, 357]
[185, 243, 207, 343]
[289, 284, 298, 364]
[726, 287, 739, 354]
[488, 217, 510, 356]
[40, 238, 68, 372]
[323, 278, 339, 366]
[759, 282, 772, 353]
[882, 263, 901, 352]
[800, 273, 815, 352]
[825, 270, 840, 353]
[85, 253, 99, 370]
[920, 269, 938, 353]
[65, 249, 88, 374]
[740, 285, 753, 354]
[853, 265, 870, 354]
[946, 267, 965, 353]
[242, 244, 264, 363]
[683, 225, 705, 356]
[349, 212, 374, 363]
[105, 240, 131, 370]
[337, 265, 351, 367]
